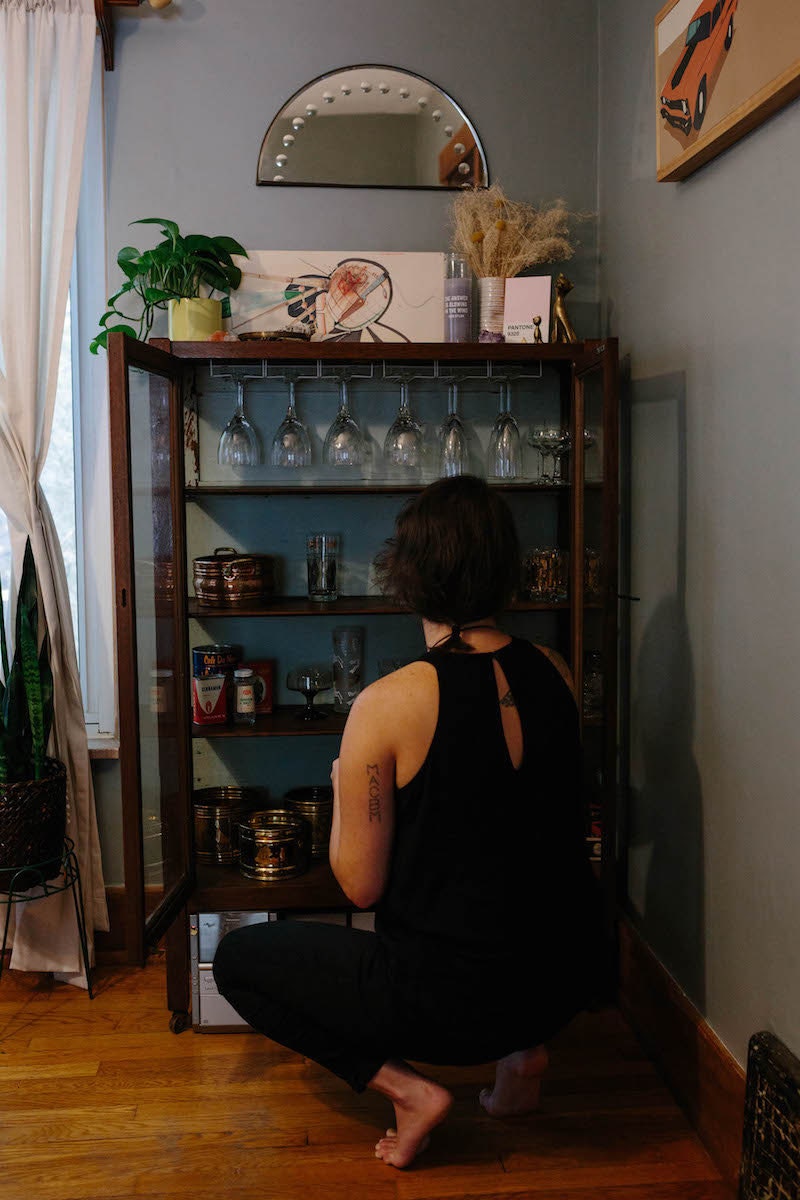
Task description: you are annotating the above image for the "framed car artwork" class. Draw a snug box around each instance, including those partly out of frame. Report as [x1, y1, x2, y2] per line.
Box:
[655, 0, 800, 181]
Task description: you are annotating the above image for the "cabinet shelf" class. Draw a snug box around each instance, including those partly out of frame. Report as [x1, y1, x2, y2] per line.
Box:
[194, 859, 349, 911]
[161, 339, 599, 364]
[185, 481, 578, 497]
[187, 596, 571, 618]
[192, 706, 347, 738]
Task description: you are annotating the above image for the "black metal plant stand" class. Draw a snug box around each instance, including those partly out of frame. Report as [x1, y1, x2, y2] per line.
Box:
[0, 838, 94, 998]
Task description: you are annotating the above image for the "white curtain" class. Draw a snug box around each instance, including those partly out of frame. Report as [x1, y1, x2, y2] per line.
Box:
[0, 0, 108, 982]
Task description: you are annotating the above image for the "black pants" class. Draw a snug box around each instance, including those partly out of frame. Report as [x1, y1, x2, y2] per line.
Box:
[212, 921, 580, 1092]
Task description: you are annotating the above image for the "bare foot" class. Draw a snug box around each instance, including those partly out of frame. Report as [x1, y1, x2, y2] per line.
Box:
[479, 1044, 549, 1117]
[368, 1059, 453, 1168]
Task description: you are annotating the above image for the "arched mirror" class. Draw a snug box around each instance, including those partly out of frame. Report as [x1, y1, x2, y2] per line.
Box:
[257, 65, 489, 189]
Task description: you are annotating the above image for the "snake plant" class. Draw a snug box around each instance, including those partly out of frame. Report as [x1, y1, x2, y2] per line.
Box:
[0, 540, 54, 785]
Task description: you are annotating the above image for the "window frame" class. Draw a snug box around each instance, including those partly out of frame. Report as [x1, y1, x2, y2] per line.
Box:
[70, 41, 116, 741]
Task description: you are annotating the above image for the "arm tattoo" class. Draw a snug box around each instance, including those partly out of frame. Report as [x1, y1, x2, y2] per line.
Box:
[499, 688, 517, 708]
[366, 763, 381, 823]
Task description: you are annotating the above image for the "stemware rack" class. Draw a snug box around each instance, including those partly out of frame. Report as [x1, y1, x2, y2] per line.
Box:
[108, 334, 619, 1027]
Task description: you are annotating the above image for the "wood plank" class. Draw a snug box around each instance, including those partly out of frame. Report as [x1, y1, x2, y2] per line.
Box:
[0, 954, 730, 1200]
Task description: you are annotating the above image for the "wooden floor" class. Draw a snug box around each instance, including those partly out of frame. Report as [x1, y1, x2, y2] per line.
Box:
[0, 953, 734, 1200]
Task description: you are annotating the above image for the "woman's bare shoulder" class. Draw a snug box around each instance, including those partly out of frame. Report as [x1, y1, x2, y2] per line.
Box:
[533, 643, 575, 693]
[353, 660, 436, 711]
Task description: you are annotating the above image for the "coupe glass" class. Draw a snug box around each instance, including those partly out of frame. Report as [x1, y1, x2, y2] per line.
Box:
[217, 379, 261, 466]
[551, 429, 572, 486]
[286, 665, 333, 721]
[487, 380, 521, 479]
[384, 378, 423, 471]
[439, 381, 467, 477]
[270, 377, 312, 468]
[527, 426, 561, 484]
[323, 375, 363, 468]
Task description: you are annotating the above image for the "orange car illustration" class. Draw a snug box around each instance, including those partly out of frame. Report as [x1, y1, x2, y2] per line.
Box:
[659, 0, 738, 136]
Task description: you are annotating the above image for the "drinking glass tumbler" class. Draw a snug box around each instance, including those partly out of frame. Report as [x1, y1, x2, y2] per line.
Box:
[332, 626, 364, 713]
[306, 533, 339, 601]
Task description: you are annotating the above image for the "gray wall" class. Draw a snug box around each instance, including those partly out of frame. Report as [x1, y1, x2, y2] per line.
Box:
[96, 0, 599, 885]
[598, 2, 800, 1065]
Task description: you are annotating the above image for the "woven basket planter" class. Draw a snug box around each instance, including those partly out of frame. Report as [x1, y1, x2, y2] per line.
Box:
[0, 758, 67, 884]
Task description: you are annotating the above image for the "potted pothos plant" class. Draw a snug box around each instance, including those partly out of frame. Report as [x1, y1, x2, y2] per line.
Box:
[0, 539, 65, 880]
[90, 217, 248, 352]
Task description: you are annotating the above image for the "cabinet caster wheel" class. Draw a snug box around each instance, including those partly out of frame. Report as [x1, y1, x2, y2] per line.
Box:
[169, 1011, 190, 1034]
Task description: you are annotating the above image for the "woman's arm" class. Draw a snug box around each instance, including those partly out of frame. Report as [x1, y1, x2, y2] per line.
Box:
[329, 681, 397, 909]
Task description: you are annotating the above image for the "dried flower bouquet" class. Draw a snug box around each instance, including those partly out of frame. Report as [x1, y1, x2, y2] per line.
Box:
[451, 184, 575, 279]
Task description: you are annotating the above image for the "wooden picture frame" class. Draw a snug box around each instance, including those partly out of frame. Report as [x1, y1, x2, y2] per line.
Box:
[655, 0, 800, 182]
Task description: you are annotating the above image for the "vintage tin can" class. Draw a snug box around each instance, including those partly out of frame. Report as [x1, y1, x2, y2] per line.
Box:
[192, 644, 241, 678]
[192, 786, 270, 863]
[238, 810, 311, 880]
[193, 549, 275, 606]
[192, 674, 228, 725]
[285, 786, 333, 859]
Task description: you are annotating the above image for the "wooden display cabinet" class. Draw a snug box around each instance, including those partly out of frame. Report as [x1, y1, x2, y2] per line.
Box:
[108, 333, 619, 1028]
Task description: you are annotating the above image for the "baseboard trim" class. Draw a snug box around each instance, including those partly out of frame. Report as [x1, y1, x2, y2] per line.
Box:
[618, 916, 746, 1186]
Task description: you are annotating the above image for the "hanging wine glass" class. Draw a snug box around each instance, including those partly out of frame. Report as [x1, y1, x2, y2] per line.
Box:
[270, 377, 312, 468]
[439, 380, 467, 477]
[323, 373, 364, 468]
[217, 379, 261, 467]
[286, 665, 333, 721]
[384, 377, 423, 471]
[487, 379, 521, 479]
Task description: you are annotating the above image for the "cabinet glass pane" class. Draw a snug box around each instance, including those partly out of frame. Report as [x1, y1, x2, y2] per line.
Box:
[129, 365, 181, 897]
[580, 365, 606, 868]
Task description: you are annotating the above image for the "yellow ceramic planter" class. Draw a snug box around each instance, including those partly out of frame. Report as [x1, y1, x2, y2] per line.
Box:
[168, 298, 222, 341]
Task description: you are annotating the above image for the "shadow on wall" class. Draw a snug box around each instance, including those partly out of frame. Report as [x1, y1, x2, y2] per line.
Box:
[622, 367, 706, 1011]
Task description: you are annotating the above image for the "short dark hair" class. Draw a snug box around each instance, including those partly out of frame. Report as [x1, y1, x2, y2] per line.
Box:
[373, 475, 520, 624]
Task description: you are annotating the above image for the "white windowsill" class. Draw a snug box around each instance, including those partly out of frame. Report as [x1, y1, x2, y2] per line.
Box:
[88, 734, 120, 760]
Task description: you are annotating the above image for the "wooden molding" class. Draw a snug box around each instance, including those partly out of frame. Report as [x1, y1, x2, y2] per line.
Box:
[96, 0, 142, 71]
[618, 917, 746, 1186]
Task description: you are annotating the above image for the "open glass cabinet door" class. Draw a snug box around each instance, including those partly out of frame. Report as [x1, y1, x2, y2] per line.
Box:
[108, 333, 193, 965]
[571, 340, 620, 926]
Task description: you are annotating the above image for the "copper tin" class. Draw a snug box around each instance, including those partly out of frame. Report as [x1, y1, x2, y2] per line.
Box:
[285, 786, 333, 859]
[192, 786, 270, 864]
[193, 548, 275, 606]
[238, 810, 311, 880]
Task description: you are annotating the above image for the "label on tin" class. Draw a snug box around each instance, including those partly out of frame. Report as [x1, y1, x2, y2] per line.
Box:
[192, 675, 228, 724]
[192, 645, 240, 677]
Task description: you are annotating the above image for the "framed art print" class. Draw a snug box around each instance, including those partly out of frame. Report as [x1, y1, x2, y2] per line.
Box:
[655, 0, 800, 181]
[228, 251, 444, 342]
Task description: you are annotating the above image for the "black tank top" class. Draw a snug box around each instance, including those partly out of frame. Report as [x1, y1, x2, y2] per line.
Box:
[375, 637, 602, 965]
